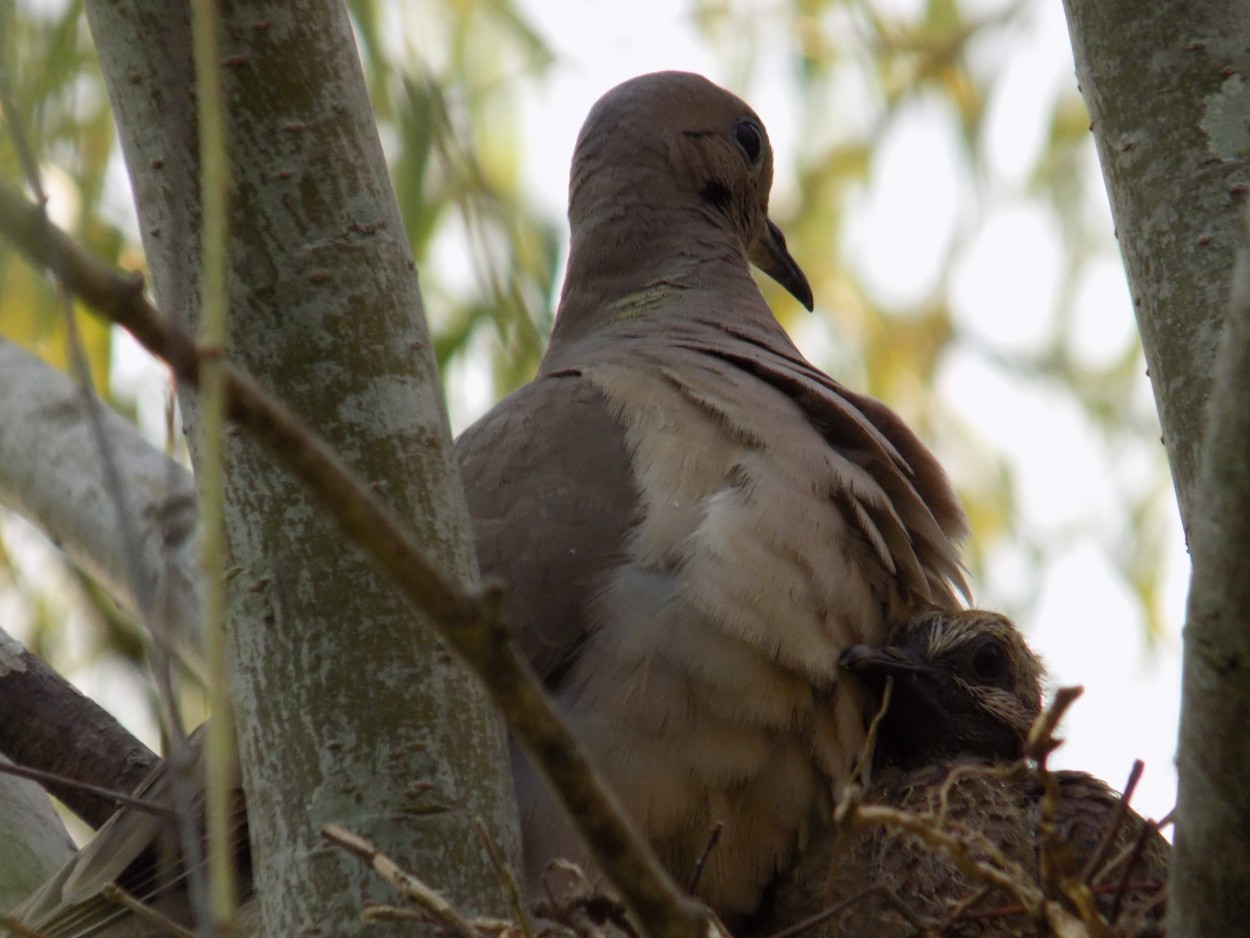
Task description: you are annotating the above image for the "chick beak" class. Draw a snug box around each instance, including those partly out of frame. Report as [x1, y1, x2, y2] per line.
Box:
[749, 218, 814, 311]
[839, 644, 927, 676]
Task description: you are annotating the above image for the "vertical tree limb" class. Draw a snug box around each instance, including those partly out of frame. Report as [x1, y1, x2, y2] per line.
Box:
[1061, 0, 1250, 534]
[81, 2, 520, 932]
[1171, 219, 1250, 936]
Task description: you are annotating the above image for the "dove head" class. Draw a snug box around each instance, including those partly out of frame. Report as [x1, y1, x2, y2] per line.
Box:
[840, 608, 1045, 771]
[551, 72, 812, 348]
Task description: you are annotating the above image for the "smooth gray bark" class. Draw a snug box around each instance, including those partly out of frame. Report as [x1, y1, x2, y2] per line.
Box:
[1062, 3, 1250, 935]
[0, 340, 201, 656]
[1062, 0, 1250, 535]
[83, 2, 519, 934]
[1170, 233, 1250, 936]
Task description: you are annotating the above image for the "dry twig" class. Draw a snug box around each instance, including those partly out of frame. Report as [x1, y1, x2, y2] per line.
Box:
[854, 803, 1047, 918]
[324, 823, 482, 938]
[1027, 685, 1084, 767]
[824, 684, 1169, 938]
[764, 886, 926, 938]
[1081, 761, 1145, 885]
[0, 760, 174, 819]
[0, 183, 705, 938]
[687, 822, 724, 896]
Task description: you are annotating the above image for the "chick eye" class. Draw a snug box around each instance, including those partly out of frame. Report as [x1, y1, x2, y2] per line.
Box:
[732, 118, 765, 169]
[970, 639, 1009, 684]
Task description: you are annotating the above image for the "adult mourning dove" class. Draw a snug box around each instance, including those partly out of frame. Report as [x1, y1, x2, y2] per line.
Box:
[455, 71, 969, 919]
[7, 729, 254, 938]
[755, 608, 1170, 936]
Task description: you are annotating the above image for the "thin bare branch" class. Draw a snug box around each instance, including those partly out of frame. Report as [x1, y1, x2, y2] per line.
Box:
[0, 762, 174, 820]
[189, 0, 237, 932]
[0, 184, 705, 938]
[324, 823, 481, 938]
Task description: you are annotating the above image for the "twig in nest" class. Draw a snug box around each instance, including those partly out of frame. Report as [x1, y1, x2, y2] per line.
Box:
[830, 680, 893, 835]
[1027, 687, 1081, 913]
[831, 780, 863, 832]
[323, 822, 479, 938]
[849, 677, 893, 791]
[1107, 817, 1166, 925]
[687, 822, 724, 895]
[100, 883, 197, 938]
[533, 860, 639, 938]
[1154, 806, 1176, 831]
[763, 886, 926, 938]
[1041, 900, 1091, 938]
[1081, 760, 1144, 885]
[1026, 685, 1084, 767]
[853, 804, 1045, 917]
[941, 884, 993, 929]
[934, 760, 1022, 831]
[949, 899, 1029, 927]
[1101, 802, 1175, 879]
[1035, 764, 1063, 901]
[1056, 878, 1103, 936]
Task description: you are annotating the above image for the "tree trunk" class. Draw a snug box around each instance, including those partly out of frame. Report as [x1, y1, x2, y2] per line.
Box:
[1172, 223, 1250, 938]
[1062, 3, 1250, 935]
[1061, 0, 1250, 534]
[82, 2, 520, 933]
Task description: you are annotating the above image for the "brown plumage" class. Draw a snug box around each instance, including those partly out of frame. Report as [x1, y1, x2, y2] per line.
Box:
[753, 608, 1170, 937]
[456, 71, 968, 918]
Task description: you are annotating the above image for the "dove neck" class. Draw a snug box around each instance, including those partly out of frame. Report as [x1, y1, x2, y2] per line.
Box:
[551, 201, 768, 348]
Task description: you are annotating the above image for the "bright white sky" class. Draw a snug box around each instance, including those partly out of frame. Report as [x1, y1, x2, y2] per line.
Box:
[501, 0, 1185, 824]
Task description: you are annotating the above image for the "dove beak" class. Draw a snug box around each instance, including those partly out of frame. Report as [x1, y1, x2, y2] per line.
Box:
[750, 218, 814, 311]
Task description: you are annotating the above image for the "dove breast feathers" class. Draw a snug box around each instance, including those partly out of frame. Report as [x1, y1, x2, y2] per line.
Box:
[457, 314, 966, 912]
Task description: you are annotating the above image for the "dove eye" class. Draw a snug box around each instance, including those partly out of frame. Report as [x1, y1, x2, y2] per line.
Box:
[732, 118, 765, 169]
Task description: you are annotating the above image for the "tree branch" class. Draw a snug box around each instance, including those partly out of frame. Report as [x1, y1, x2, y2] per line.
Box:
[1061, 0, 1250, 535]
[0, 184, 706, 938]
[0, 339, 202, 659]
[1171, 211, 1250, 936]
[0, 624, 158, 827]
